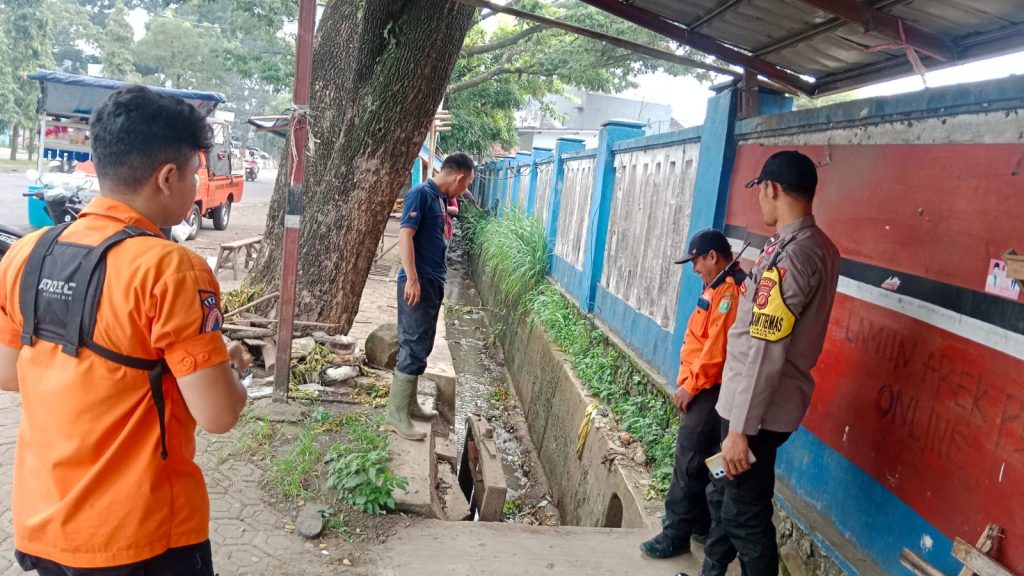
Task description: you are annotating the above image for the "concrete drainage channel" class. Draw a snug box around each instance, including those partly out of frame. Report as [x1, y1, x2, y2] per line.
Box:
[387, 238, 660, 531]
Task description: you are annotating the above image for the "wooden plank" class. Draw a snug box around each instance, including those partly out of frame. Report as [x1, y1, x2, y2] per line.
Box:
[952, 538, 1014, 576]
[900, 548, 945, 576]
[958, 524, 1002, 576]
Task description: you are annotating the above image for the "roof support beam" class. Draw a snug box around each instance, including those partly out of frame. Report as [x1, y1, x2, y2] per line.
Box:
[755, 0, 911, 57]
[577, 0, 816, 96]
[690, 0, 751, 31]
[455, 0, 742, 78]
[793, 0, 956, 61]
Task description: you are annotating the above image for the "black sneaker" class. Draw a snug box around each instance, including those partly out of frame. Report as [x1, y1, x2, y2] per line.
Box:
[640, 533, 690, 559]
[691, 533, 708, 546]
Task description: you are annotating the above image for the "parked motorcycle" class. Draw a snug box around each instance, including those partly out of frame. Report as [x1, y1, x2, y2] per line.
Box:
[245, 157, 259, 182]
[0, 170, 190, 259]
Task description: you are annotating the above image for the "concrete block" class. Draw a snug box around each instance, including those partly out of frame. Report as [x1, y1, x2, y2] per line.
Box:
[435, 434, 458, 467]
[438, 464, 471, 522]
[389, 419, 440, 518]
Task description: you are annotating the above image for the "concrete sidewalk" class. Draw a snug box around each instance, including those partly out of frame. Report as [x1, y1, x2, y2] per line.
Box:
[376, 520, 714, 576]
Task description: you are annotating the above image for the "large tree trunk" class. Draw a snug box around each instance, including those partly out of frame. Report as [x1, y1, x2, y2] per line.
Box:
[249, 0, 476, 334]
[9, 124, 19, 161]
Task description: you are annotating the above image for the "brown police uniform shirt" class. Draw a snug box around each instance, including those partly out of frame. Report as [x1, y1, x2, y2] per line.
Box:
[716, 216, 840, 436]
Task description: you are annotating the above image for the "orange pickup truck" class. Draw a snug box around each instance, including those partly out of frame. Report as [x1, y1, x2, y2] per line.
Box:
[185, 117, 245, 239]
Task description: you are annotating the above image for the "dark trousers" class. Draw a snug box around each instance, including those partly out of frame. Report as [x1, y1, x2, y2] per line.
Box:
[16, 540, 215, 576]
[662, 385, 722, 543]
[701, 420, 791, 576]
[396, 277, 445, 376]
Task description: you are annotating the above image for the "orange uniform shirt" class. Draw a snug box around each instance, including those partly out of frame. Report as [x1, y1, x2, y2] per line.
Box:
[677, 275, 742, 396]
[0, 197, 229, 567]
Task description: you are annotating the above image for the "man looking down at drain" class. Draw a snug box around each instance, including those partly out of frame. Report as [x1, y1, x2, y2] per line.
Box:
[386, 152, 475, 441]
[0, 85, 249, 575]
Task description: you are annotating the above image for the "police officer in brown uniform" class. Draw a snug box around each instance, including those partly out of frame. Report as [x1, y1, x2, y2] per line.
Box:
[700, 151, 840, 576]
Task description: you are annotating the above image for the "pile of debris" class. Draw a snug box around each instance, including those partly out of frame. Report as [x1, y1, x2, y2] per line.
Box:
[219, 292, 365, 400]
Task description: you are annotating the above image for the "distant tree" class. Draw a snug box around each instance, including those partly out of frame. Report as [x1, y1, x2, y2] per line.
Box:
[1, 0, 55, 159]
[49, 0, 101, 73]
[101, 0, 138, 80]
[442, 1, 715, 156]
[132, 12, 228, 89]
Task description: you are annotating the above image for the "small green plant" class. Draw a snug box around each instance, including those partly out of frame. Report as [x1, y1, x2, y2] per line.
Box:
[502, 499, 523, 520]
[320, 506, 349, 537]
[230, 410, 274, 460]
[325, 412, 408, 515]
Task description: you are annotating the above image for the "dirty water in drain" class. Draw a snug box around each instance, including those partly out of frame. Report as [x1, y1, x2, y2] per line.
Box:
[442, 236, 561, 526]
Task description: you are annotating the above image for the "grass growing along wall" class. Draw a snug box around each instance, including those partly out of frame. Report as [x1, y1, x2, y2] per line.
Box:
[462, 204, 678, 496]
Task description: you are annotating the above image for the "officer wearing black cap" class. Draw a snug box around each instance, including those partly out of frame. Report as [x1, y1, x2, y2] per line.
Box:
[699, 151, 840, 576]
[641, 229, 746, 560]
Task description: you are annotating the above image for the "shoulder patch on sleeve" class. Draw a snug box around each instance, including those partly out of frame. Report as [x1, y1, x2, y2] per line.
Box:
[198, 289, 223, 334]
[749, 267, 795, 341]
[718, 299, 732, 313]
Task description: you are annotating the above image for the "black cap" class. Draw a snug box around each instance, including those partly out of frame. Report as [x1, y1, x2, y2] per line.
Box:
[744, 150, 817, 192]
[674, 229, 732, 265]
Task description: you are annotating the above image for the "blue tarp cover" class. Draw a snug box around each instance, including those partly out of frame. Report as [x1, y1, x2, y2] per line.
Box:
[28, 69, 226, 118]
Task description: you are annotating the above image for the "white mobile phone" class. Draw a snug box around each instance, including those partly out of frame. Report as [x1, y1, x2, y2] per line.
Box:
[705, 450, 757, 479]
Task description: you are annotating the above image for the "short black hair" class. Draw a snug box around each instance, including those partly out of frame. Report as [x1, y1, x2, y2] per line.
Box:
[781, 182, 815, 202]
[441, 152, 475, 173]
[90, 85, 212, 191]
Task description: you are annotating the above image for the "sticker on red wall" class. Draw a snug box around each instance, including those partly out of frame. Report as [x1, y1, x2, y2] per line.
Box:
[985, 259, 1020, 300]
[881, 276, 901, 291]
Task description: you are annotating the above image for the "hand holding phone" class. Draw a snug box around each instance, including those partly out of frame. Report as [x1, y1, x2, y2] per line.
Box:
[705, 450, 757, 479]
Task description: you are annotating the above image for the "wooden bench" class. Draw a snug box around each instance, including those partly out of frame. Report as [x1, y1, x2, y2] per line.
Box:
[214, 236, 262, 280]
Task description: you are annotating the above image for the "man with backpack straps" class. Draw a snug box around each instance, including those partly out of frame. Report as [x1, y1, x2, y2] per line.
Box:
[0, 85, 249, 575]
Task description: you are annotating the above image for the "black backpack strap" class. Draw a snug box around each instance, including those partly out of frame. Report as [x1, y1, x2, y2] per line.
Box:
[62, 226, 154, 357]
[82, 338, 169, 460]
[18, 223, 72, 346]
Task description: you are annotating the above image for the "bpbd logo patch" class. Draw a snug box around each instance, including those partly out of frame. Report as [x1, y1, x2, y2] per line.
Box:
[199, 290, 224, 333]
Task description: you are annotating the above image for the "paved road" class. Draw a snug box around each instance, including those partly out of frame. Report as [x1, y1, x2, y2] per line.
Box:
[0, 170, 275, 232]
[0, 174, 31, 231]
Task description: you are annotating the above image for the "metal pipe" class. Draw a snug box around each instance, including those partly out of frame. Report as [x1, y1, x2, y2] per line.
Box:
[272, 0, 316, 402]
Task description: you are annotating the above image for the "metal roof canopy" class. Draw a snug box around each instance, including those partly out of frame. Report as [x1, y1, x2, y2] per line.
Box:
[28, 70, 226, 119]
[577, 0, 1024, 97]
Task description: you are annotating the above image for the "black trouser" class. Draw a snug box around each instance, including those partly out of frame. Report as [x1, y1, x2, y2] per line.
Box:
[661, 385, 722, 543]
[396, 277, 445, 376]
[16, 540, 215, 576]
[701, 420, 791, 576]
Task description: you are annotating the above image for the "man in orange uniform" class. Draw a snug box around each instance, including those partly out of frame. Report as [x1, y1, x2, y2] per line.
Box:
[641, 229, 746, 559]
[0, 86, 249, 574]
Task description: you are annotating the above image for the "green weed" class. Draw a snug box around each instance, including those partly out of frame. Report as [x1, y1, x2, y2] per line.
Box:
[325, 412, 408, 515]
[270, 424, 322, 500]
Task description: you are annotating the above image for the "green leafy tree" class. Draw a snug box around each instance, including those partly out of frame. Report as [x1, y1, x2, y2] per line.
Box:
[1, 0, 55, 159]
[49, 0, 101, 73]
[101, 0, 138, 80]
[132, 11, 228, 89]
[442, 1, 714, 156]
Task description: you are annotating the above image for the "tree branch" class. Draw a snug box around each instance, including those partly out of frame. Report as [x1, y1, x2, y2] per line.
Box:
[462, 25, 545, 57]
[448, 65, 514, 93]
[454, 0, 741, 78]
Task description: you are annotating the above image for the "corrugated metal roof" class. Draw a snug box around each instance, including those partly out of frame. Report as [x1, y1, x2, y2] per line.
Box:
[585, 0, 1024, 96]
